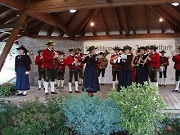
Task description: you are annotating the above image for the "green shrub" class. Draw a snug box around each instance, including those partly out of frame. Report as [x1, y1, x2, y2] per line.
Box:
[0, 83, 16, 97]
[63, 94, 123, 135]
[110, 82, 166, 135]
[0, 97, 70, 135]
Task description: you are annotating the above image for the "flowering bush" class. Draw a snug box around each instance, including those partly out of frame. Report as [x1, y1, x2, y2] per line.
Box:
[0, 83, 16, 97]
[110, 82, 166, 135]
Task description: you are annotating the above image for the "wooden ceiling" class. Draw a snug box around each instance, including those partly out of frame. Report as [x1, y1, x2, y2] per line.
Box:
[0, 0, 179, 42]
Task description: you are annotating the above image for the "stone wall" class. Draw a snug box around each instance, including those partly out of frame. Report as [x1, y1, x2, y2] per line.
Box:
[18, 37, 83, 85]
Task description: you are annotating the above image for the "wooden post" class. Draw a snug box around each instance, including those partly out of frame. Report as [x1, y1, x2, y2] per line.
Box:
[0, 13, 27, 71]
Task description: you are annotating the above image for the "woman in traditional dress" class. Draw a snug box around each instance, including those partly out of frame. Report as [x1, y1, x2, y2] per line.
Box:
[117, 45, 133, 91]
[15, 45, 30, 96]
[82, 46, 100, 96]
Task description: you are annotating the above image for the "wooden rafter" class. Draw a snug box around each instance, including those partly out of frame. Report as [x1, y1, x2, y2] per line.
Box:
[128, 6, 136, 34]
[91, 27, 97, 36]
[46, 25, 54, 36]
[73, 9, 96, 35]
[0, 33, 9, 41]
[0, 13, 27, 71]
[120, 6, 129, 35]
[25, 0, 179, 13]
[81, 9, 99, 36]
[114, 7, 122, 34]
[100, 9, 109, 35]
[146, 5, 150, 34]
[29, 13, 75, 39]
[153, 6, 180, 28]
[60, 11, 78, 37]
[0, 0, 25, 11]
[149, 6, 180, 33]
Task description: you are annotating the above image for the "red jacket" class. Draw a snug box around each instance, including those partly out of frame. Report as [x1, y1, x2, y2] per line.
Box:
[35, 55, 44, 69]
[172, 55, 180, 70]
[75, 53, 84, 69]
[110, 54, 121, 69]
[66, 55, 76, 69]
[148, 53, 160, 68]
[58, 58, 66, 71]
[43, 48, 54, 69]
[160, 56, 169, 70]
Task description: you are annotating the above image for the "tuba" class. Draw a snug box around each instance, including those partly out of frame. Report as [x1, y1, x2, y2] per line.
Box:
[99, 50, 109, 69]
[103, 50, 110, 58]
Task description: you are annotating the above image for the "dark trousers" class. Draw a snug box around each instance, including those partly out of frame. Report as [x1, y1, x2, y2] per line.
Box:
[98, 68, 105, 77]
[159, 70, 167, 78]
[175, 70, 180, 81]
[69, 69, 78, 83]
[112, 68, 120, 81]
[78, 69, 84, 79]
[149, 67, 158, 82]
[38, 68, 45, 80]
[45, 68, 56, 82]
[57, 69, 65, 80]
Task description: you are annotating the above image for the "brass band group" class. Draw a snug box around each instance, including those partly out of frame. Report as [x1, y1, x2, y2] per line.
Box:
[15, 40, 180, 96]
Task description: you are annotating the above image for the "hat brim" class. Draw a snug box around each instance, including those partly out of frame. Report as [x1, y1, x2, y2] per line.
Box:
[46, 43, 56, 46]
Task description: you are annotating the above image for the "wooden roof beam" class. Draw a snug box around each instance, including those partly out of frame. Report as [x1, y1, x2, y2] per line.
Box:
[146, 5, 150, 34]
[0, 13, 27, 71]
[0, 0, 25, 11]
[128, 6, 136, 34]
[29, 13, 75, 40]
[120, 6, 129, 35]
[26, 0, 180, 14]
[81, 9, 99, 36]
[73, 9, 97, 35]
[153, 5, 180, 28]
[100, 9, 109, 35]
[114, 7, 122, 34]
[149, 6, 180, 33]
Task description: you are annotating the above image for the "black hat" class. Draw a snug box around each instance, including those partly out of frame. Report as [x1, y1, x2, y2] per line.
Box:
[87, 46, 97, 51]
[99, 52, 104, 55]
[59, 51, 65, 55]
[113, 46, 121, 51]
[16, 45, 28, 53]
[159, 50, 166, 53]
[138, 46, 147, 50]
[45, 40, 56, 46]
[69, 48, 75, 52]
[123, 45, 132, 50]
[149, 45, 158, 50]
[76, 48, 82, 51]
[38, 50, 42, 55]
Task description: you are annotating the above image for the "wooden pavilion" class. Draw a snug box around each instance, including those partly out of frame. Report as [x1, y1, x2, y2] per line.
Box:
[0, 0, 180, 71]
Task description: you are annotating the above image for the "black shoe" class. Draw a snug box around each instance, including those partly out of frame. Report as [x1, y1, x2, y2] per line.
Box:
[172, 90, 178, 92]
[101, 83, 104, 85]
[38, 88, 41, 90]
[45, 92, 49, 95]
[69, 91, 72, 93]
[164, 85, 166, 87]
[75, 91, 80, 93]
[22, 94, 26, 96]
[17, 93, 22, 96]
[51, 92, 58, 94]
[159, 84, 162, 86]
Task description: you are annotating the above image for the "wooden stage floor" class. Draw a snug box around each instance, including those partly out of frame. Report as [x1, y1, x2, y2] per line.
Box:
[1, 84, 180, 114]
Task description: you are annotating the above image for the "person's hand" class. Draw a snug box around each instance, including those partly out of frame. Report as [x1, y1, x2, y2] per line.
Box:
[147, 56, 151, 61]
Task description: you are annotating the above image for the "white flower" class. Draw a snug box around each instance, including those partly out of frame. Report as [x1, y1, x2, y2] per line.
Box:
[134, 105, 137, 108]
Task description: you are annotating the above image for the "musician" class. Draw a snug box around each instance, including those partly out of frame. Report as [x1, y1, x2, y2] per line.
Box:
[147, 45, 160, 87]
[172, 46, 180, 93]
[43, 40, 58, 95]
[159, 50, 169, 87]
[117, 45, 133, 91]
[82, 46, 100, 97]
[15, 45, 30, 96]
[57, 51, 66, 89]
[97, 52, 108, 85]
[110, 47, 122, 89]
[75, 48, 84, 86]
[66, 48, 79, 93]
[35, 50, 45, 90]
[134, 46, 149, 85]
